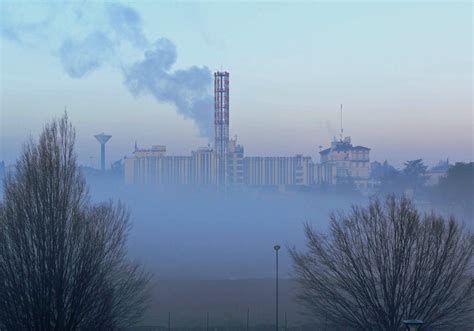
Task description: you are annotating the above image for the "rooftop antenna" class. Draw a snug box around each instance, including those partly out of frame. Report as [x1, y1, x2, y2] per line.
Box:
[339, 104, 343, 142]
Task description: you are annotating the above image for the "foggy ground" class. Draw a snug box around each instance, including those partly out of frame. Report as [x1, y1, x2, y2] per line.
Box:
[87, 177, 363, 326]
[88, 177, 363, 279]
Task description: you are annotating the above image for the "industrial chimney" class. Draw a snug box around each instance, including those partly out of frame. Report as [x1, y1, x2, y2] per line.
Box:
[94, 133, 112, 171]
[214, 71, 229, 186]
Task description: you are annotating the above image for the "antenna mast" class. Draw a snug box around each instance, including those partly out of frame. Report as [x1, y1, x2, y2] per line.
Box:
[340, 104, 343, 142]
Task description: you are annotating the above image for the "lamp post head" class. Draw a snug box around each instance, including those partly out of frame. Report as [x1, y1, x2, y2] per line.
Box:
[274, 245, 280, 251]
[403, 320, 423, 331]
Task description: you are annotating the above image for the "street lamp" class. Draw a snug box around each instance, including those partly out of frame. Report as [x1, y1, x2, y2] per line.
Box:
[274, 244, 280, 331]
[403, 319, 423, 331]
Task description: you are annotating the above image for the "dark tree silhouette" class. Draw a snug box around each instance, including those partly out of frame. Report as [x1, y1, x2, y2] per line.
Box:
[0, 115, 150, 330]
[370, 160, 396, 181]
[403, 159, 428, 191]
[378, 168, 403, 194]
[377, 159, 429, 196]
[432, 162, 474, 221]
[290, 196, 473, 330]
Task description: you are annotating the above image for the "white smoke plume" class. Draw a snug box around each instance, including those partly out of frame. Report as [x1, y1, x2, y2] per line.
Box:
[1, 1, 213, 137]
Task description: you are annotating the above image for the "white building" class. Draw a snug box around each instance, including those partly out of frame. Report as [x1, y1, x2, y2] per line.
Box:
[244, 154, 314, 188]
[317, 137, 370, 190]
[124, 137, 371, 192]
[124, 145, 214, 186]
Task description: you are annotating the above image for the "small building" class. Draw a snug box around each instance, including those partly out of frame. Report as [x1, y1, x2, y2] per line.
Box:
[318, 137, 370, 190]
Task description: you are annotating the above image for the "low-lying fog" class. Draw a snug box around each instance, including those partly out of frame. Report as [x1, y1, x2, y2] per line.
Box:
[87, 177, 365, 280]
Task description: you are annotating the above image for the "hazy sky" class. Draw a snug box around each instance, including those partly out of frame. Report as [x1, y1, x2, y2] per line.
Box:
[1, 1, 472, 167]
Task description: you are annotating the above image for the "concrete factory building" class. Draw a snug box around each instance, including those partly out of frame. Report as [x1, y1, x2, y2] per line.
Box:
[124, 71, 371, 191]
[244, 155, 314, 187]
[124, 145, 215, 186]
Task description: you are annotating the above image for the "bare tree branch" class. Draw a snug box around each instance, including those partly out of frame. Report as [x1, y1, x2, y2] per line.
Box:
[0, 114, 151, 330]
[290, 195, 473, 330]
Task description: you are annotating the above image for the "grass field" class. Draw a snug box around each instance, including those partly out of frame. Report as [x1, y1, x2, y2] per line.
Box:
[140, 278, 315, 329]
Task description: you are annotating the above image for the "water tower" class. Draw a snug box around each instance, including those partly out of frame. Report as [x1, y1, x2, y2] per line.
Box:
[94, 133, 112, 171]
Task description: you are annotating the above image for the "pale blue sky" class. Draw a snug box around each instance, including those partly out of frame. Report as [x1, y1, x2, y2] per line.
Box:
[1, 1, 472, 167]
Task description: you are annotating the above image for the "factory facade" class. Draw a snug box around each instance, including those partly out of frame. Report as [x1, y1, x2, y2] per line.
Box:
[124, 71, 370, 191]
[125, 145, 216, 186]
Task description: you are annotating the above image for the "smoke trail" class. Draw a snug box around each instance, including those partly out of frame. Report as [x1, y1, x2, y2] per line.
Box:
[59, 32, 115, 78]
[56, 3, 149, 79]
[123, 39, 213, 137]
[1, 2, 213, 138]
[104, 3, 148, 49]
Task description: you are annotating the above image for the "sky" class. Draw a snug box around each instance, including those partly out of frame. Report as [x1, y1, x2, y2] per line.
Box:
[1, 0, 472, 168]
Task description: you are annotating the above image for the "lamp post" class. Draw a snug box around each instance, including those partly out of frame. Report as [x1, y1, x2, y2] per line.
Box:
[274, 244, 280, 331]
[246, 307, 249, 331]
[403, 319, 423, 331]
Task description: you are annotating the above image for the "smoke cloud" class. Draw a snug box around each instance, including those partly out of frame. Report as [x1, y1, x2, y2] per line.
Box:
[1, 2, 213, 138]
[104, 3, 148, 49]
[59, 32, 115, 78]
[123, 39, 213, 137]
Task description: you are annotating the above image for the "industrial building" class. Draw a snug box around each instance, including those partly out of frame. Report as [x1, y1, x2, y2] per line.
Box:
[124, 145, 215, 186]
[124, 71, 371, 191]
[244, 155, 314, 188]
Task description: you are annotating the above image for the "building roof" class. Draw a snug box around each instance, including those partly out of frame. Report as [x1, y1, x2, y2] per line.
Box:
[319, 145, 370, 155]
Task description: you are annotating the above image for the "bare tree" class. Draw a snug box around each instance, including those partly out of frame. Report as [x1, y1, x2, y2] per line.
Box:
[0, 114, 150, 330]
[290, 195, 473, 330]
